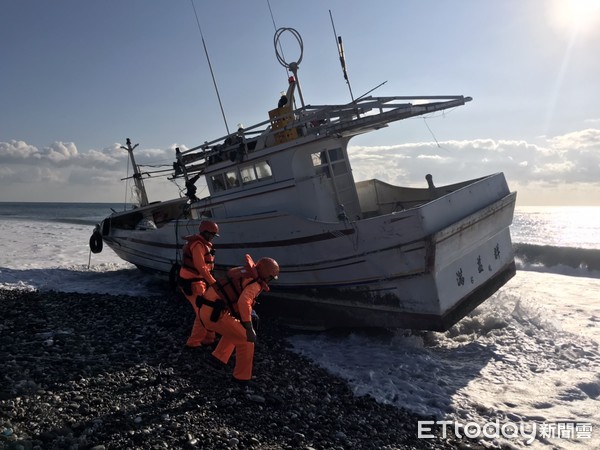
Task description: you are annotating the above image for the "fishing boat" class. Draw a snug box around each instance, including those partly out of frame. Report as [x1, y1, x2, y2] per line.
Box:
[90, 28, 517, 331]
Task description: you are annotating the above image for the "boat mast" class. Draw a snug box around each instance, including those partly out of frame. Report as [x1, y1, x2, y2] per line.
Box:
[120, 138, 149, 207]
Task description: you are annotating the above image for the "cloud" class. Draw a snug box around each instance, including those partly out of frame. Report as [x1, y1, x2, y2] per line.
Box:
[40, 142, 78, 163]
[0, 140, 40, 162]
[546, 128, 600, 150]
[348, 129, 600, 188]
[0, 140, 176, 169]
[0, 140, 176, 171]
[0, 128, 598, 203]
[0, 139, 177, 202]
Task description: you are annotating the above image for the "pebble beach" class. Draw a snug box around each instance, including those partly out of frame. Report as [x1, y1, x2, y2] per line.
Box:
[0, 289, 484, 449]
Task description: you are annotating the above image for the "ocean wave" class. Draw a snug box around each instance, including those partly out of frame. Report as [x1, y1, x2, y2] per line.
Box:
[513, 243, 600, 279]
[47, 217, 100, 226]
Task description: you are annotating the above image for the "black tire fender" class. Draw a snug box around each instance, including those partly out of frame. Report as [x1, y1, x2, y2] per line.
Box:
[89, 230, 103, 254]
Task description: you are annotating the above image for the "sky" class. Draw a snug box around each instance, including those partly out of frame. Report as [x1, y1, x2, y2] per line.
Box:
[1, 0, 599, 206]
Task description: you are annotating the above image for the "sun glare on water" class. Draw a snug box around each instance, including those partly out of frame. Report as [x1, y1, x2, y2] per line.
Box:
[548, 0, 600, 35]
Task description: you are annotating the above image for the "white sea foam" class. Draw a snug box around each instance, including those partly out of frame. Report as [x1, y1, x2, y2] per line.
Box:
[289, 274, 600, 449]
[1, 214, 599, 449]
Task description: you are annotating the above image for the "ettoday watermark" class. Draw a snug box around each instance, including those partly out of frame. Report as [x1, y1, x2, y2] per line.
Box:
[418, 420, 593, 445]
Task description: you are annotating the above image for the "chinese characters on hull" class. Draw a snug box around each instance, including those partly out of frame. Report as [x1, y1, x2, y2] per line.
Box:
[456, 242, 502, 287]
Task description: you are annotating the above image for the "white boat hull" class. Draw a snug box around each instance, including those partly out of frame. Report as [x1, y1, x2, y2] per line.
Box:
[99, 173, 516, 330]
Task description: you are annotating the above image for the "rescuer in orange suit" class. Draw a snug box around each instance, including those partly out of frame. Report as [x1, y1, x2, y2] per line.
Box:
[198, 256, 280, 384]
[178, 220, 220, 348]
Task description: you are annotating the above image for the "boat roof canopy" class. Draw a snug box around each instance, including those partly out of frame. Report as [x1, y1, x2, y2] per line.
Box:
[172, 94, 472, 180]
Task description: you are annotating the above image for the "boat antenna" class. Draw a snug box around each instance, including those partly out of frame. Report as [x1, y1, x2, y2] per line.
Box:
[354, 80, 388, 102]
[329, 10, 355, 103]
[190, 0, 230, 135]
[266, 0, 290, 80]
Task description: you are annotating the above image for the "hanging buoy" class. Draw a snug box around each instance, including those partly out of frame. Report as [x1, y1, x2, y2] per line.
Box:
[89, 230, 103, 254]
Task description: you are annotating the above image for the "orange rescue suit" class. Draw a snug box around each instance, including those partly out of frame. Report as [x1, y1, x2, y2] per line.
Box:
[200, 277, 263, 381]
[179, 234, 217, 347]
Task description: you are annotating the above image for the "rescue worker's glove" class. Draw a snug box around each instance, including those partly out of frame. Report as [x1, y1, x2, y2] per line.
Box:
[242, 321, 257, 343]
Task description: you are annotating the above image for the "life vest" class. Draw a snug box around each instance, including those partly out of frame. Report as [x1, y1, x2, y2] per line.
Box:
[200, 254, 269, 321]
[217, 269, 257, 316]
[178, 234, 215, 296]
[179, 235, 214, 280]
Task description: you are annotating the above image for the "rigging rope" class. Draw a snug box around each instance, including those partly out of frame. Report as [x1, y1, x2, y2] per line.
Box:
[266, 0, 289, 79]
[423, 117, 442, 149]
[190, 0, 230, 135]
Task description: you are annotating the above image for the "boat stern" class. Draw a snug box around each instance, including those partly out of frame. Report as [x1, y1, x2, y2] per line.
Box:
[427, 191, 517, 330]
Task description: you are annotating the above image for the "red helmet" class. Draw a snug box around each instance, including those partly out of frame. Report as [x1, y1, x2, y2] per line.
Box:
[256, 257, 280, 281]
[199, 220, 219, 236]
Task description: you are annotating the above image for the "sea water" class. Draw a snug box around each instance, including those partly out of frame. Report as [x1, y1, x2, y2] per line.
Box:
[0, 202, 599, 449]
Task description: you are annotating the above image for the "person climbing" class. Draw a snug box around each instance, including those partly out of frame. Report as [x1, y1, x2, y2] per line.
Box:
[198, 255, 280, 385]
[178, 220, 220, 348]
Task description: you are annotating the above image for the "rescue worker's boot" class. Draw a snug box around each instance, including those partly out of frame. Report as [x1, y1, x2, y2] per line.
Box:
[205, 354, 228, 373]
[231, 376, 258, 389]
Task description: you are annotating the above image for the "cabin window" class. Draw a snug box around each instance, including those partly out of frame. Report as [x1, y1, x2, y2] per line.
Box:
[255, 160, 272, 178]
[311, 152, 327, 167]
[240, 160, 272, 184]
[311, 151, 328, 177]
[311, 148, 344, 178]
[240, 165, 257, 183]
[211, 160, 271, 190]
[225, 170, 239, 188]
[332, 160, 348, 176]
[211, 172, 237, 192]
[328, 148, 344, 162]
[210, 173, 226, 192]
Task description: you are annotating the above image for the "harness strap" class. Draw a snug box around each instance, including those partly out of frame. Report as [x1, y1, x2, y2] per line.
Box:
[196, 297, 227, 322]
[214, 279, 242, 321]
[180, 276, 204, 283]
[178, 277, 206, 296]
[196, 297, 216, 307]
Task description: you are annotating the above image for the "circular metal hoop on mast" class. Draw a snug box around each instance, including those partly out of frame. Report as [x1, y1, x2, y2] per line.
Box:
[274, 27, 305, 108]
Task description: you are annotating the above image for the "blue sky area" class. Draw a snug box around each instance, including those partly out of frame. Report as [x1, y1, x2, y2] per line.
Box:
[1, 0, 599, 205]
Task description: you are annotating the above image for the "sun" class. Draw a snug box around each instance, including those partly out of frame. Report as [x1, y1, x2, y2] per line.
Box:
[548, 0, 600, 36]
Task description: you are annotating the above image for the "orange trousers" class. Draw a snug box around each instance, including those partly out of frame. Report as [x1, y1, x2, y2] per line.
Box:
[184, 291, 216, 347]
[200, 306, 255, 381]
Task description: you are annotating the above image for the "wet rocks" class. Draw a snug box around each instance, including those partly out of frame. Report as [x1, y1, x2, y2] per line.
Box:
[0, 289, 482, 449]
